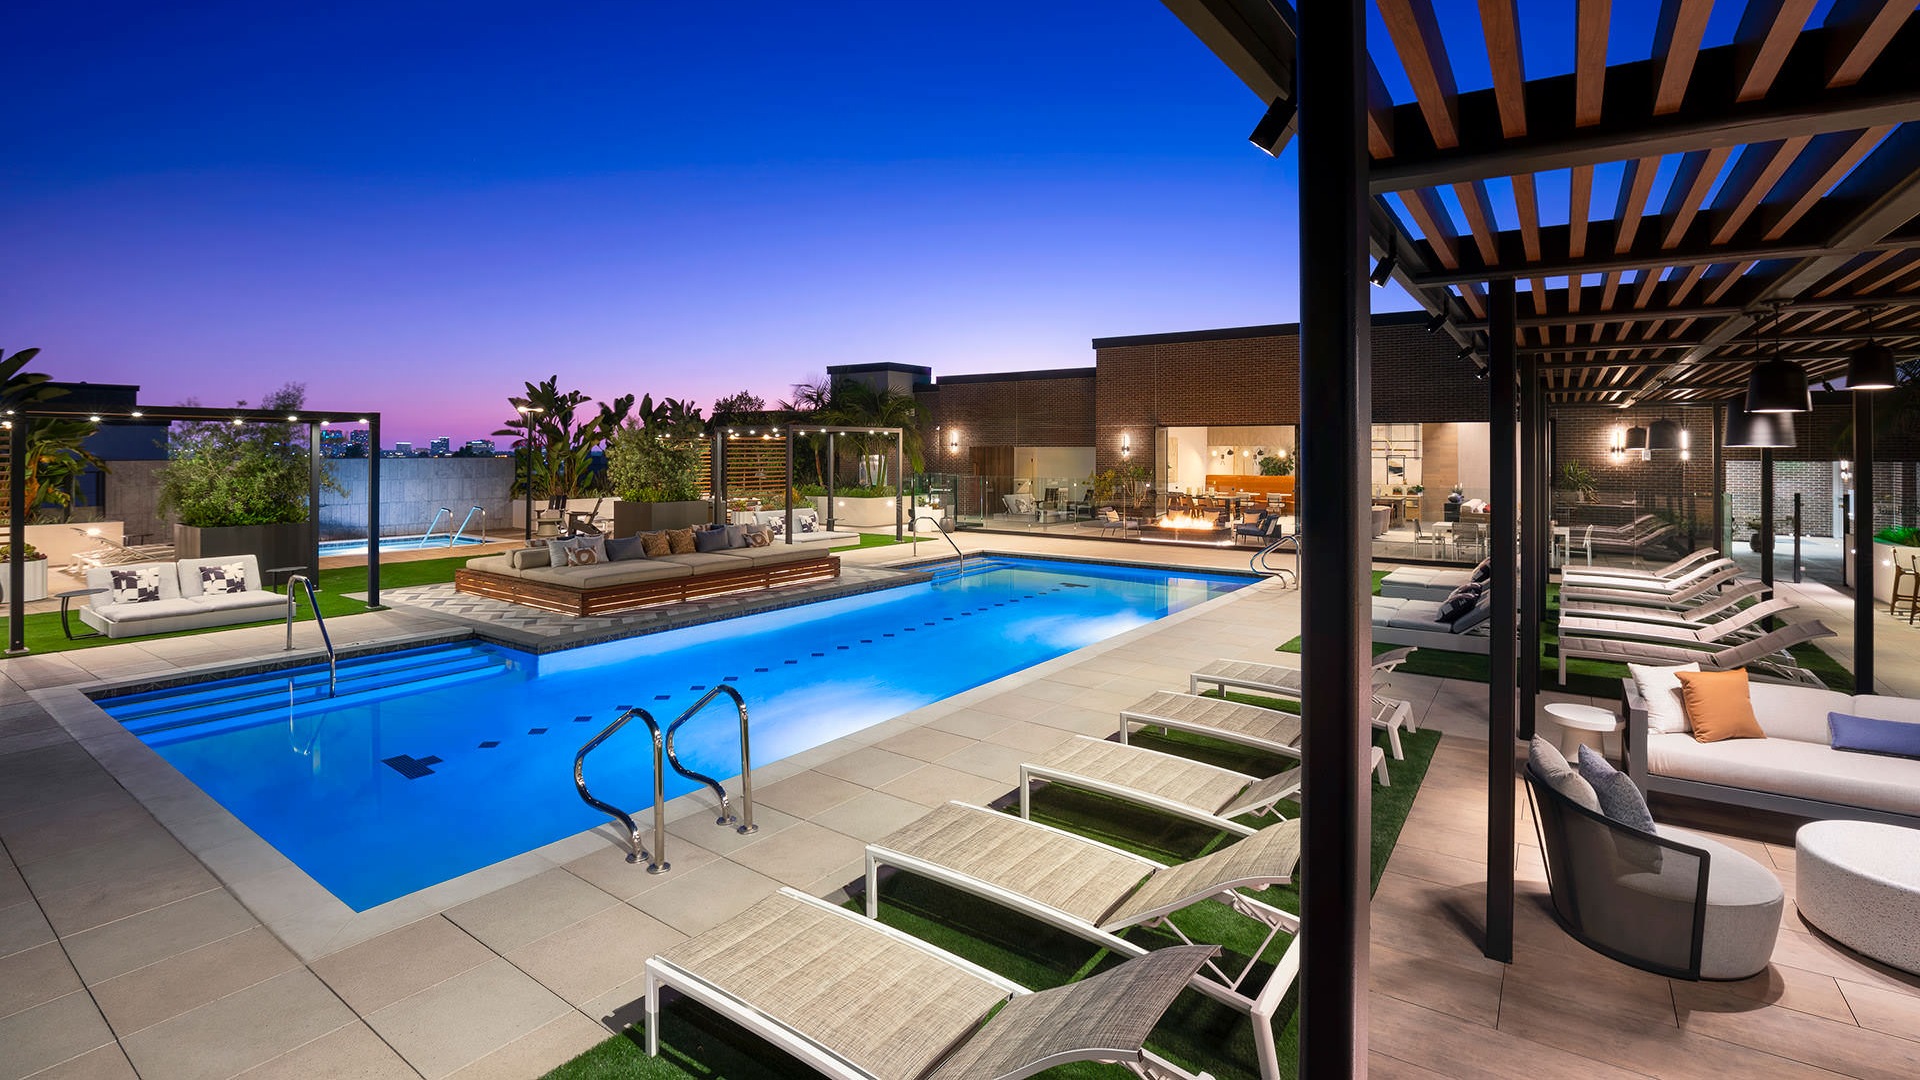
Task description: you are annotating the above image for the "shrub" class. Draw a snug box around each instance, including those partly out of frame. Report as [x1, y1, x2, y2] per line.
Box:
[156, 385, 343, 527]
[0, 543, 44, 561]
[607, 425, 702, 502]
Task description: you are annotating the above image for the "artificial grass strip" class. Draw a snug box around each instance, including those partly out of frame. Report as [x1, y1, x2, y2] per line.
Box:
[551, 729, 1441, 1080]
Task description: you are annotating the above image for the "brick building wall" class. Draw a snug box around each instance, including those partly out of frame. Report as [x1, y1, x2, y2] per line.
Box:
[917, 369, 1096, 455]
[1549, 406, 1719, 531]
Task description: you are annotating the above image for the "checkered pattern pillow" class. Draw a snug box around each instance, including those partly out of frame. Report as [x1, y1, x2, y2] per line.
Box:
[200, 561, 249, 594]
[799, 515, 818, 533]
[110, 567, 163, 604]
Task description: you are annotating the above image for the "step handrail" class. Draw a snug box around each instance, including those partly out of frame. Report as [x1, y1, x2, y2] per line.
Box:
[575, 706, 670, 873]
[1251, 535, 1299, 586]
[910, 511, 964, 574]
[419, 507, 453, 546]
[448, 505, 485, 547]
[663, 684, 758, 835]
[283, 574, 337, 696]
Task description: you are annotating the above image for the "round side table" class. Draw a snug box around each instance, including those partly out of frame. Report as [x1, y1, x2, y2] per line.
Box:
[1542, 701, 1623, 759]
[53, 587, 108, 640]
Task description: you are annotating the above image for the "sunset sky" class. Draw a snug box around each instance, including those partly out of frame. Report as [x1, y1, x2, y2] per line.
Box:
[4, 1, 1741, 445]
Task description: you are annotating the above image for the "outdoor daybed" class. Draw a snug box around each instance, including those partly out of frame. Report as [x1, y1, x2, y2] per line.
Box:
[1624, 667, 1920, 827]
[455, 527, 839, 616]
[1379, 558, 1491, 600]
[1371, 589, 1493, 653]
[80, 554, 286, 639]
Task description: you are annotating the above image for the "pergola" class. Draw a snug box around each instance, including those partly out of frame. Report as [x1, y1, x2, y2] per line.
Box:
[6, 404, 385, 653]
[1162, 1, 1920, 1072]
[711, 424, 908, 541]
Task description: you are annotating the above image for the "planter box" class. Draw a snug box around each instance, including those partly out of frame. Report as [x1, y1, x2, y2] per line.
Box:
[174, 523, 316, 574]
[1, 560, 48, 602]
[611, 500, 712, 536]
[808, 494, 903, 530]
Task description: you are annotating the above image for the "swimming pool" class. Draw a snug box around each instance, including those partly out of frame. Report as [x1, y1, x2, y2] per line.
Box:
[100, 556, 1250, 909]
[319, 534, 489, 555]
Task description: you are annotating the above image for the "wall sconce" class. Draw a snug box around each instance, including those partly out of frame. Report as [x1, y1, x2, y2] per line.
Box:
[1121, 433, 1132, 460]
[1608, 426, 1626, 465]
[946, 428, 959, 454]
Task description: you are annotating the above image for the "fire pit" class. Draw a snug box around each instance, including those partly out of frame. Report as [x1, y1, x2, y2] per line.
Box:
[1140, 511, 1233, 546]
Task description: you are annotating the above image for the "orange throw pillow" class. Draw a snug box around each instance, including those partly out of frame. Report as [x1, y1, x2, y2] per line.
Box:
[1675, 668, 1766, 743]
[639, 531, 670, 558]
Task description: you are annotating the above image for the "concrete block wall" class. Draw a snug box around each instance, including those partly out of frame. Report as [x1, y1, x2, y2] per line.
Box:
[320, 457, 516, 539]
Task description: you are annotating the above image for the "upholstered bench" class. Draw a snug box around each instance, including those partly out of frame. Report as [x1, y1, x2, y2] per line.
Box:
[1796, 820, 1920, 975]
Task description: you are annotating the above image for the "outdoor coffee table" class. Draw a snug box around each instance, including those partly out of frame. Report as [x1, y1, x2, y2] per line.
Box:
[1542, 701, 1623, 758]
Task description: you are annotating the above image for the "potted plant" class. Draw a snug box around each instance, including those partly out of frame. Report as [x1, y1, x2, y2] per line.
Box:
[0, 543, 48, 602]
[1745, 516, 1771, 555]
[1556, 460, 1598, 504]
[607, 404, 710, 534]
[156, 385, 344, 569]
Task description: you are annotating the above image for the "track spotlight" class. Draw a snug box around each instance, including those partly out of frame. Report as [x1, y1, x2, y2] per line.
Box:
[1247, 97, 1296, 157]
[1425, 311, 1447, 333]
[1369, 252, 1397, 288]
[1456, 347, 1474, 362]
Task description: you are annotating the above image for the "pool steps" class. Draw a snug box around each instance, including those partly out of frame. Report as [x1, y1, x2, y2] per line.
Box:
[104, 643, 512, 737]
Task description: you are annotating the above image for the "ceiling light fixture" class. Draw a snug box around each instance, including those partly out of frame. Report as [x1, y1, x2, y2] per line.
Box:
[1847, 306, 1897, 390]
[1247, 97, 1296, 157]
[1746, 303, 1811, 413]
[1724, 397, 1796, 448]
[1369, 250, 1397, 288]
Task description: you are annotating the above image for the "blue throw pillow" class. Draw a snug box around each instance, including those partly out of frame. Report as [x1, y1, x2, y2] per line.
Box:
[604, 535, 647, 562]
[1829, 712, 1920, 760]
[1576, 745, 1662, 872]
[692, 526, 731, 553]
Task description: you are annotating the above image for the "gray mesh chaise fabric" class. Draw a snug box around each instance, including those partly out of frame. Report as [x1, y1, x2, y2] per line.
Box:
[1121, 691, 1302, 752]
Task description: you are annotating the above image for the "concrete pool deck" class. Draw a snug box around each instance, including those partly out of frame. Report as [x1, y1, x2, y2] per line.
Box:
[3, 531, 1918, 1078]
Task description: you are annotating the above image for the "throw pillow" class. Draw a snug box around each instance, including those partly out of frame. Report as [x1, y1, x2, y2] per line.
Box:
[692, 526, 731, 553]
[666, 527, 697, 554]
[1576, 746, 1663, 872]
[1829, 712, 1920, 761]
[1241, 511, 1263, 527]
[1527, 736, 1601, 813]
[605, 534, 648, 562]
[199, 561, 248, 594]
[1628, 662, 1700, 735]
[765, 517, 785, 537]
[1470, 558, 1493, 583]
[548, 535, 607, 567]
[744, 525, 772, 547]
[1436, 593, 1476, 623]
[1675, 668, 1766, 743]
[640, 531, 671, 558]
[724, 523, 749, 549]
[799, 515, 818, 533]
[110, 567, 163, 605]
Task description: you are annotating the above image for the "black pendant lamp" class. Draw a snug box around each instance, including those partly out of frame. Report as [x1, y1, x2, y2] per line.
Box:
[1724, 398, 1795, 448]
[1848, 307, 1898, 390]
[1647, 418, 1682, 451]
[1746, 305, 1811, 413]
[1624, 425, 1648, 451]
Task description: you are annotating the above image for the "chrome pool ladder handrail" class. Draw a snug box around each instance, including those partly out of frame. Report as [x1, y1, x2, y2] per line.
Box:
[663, 684, 758, 835]
[283, 574, 337, 696]
[575, 706, 670, 873]
[448, 505, 485, 546]
[910, 511, 964, 575]
[1251, 535, 1299, 587]
[419, 507, 453, 546]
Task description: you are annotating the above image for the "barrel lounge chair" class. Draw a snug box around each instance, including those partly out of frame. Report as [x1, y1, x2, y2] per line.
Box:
[1556, 618, 1835, 686]
[1187, 647, 1418, 759]
[1118, 689, 1394, 784]
[865, 802, 1302, 1080]
[644, 887, 1217, 1080]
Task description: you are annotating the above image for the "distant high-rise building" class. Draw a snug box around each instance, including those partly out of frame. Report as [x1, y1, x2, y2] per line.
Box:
[394, 441, 413, 457]
[464, 439, 496, 456]
[349, 430, 371, 449]
[319, 429, 346, 457]
[429, 436, 450, 456]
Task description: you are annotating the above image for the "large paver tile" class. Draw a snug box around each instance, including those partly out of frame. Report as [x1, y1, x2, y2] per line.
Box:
[877, 763, 1013, 807]
[233, 1021, 417, 1080]
[26, 1044, 138, 1080]
[36, 853, 223, 937]
[443, 868, 613, 955]
[628, 859, 781, 937]
[563, 834, 719, 901]
[91, 925, 300, 1036]
[727, 821, 867, 889]
[809, 790, 929, 843]
[873, 726, 973, 763]
[0, 899, 54, 960]
[0, 942, 81, 1021]
[311, 914, 497, 1015]
[504, 902, 682, 1007]
[120, 968, 356, 1080]
[366, 958, 570, 1080]
[935, 739, 1031, 782]
[445, 1012, 611, 1080]
[813, 745, 924, 788]
[62, 889, 259, 985]
[0, 991, 116, 1080]
[751, 771, 866, 817]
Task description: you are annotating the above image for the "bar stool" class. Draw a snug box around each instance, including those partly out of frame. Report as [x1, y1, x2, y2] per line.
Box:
[1892, 551, 1920, 625]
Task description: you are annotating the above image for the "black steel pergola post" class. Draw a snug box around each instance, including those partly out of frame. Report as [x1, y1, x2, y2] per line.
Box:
[1519, 351, 1543, 743]
[783, 428, 796, 546]
[1761, 448, 1776, 600]
[894, 431, 904, 541]
[7, 416, 27, 655]
[366, 417, 381, 607]
[1486, 278, 1518, 964]
[712, 431, 727, 527]
[826, 433, 837, 532]
[1711, 406, 1725, 552]
[1295, 0, 1370, 1071]
[1854, 393, 1875, 692]
[308, 421, 322, 589]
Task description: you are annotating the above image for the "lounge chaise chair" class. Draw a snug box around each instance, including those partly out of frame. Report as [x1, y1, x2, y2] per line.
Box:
[1557, 564, 1746, 609]
[865, 802, 1301, 1080]
[645, 887, 1217, 1080]
[1370, 590, 1495, 656]
[1119, 690, 1393, 784]
[1560, 580, 1767, 626]
[67, 530, 176, 571]
[1556, 547, 1721, 583]
[1559, 557, 1738, 593]
[1018, 735, 1386, 836]
[1556, 619, 1835, 686]
[1187, 647, 1418, 759]
[1557, 596, 1798, 646]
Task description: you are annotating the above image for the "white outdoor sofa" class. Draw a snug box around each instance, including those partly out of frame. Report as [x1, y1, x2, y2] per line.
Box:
[733, 508, 861, 547]
[80, 555, 286, 639]
[1624, 673, 1920, 828]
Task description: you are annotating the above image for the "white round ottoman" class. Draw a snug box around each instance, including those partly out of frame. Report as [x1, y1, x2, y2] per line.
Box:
[1796, 820, 1920, 976]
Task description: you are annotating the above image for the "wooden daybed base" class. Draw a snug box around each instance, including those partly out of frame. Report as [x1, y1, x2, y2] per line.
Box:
[453, 555, 841, 617]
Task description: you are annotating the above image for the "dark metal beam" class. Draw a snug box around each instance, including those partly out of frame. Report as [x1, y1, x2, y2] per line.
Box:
[1486, 279, 1518, 964]
[1295, 0, 1371, 1070]
[1854, 390, 1875, 691]
[1520, 348, 1544, 744]
[367, 418, 381, 608]
[7, 418, 26, 655]
[1370, 20, 1920, 192]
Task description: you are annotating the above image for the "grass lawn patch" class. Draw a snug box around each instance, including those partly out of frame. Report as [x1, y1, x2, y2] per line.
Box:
[833, 532, 908, 551]
[549, 724, 1440, 1080]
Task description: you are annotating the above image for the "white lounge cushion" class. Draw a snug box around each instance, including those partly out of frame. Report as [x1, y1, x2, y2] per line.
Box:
[1645, 824, 1783, 980]
[85, 597, 203, 624]
[86, 560, 182, 601]
[1629, 662, 1700, 735]
[1746, 684, 1853, 744]
[1854, 694, 1920, 726]
[1645, 730, 1920, 816]
[188, 590, 283, 614]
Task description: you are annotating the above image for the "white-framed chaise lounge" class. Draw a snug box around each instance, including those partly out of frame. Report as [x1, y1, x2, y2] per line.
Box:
[1555, 547, 1720, 583]
[1560, 580, 1768, 626]
[1556, 619, 1834, 686]
[1556, 596, 1798, 646]
[1187, 647, 1418, 759]
[1556, 564, 1746, 608]
[644, 887, 1216, 1080]
[1559, 557, 1738, 593]
[1119, 689, 1394, 785]
[865, 802, 1302, 1080]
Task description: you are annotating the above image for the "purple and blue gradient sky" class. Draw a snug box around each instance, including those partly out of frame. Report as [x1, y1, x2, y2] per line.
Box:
[7, 2, 1736, 447]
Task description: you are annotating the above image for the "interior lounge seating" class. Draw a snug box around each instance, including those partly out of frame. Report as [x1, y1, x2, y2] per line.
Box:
[644, 887, 1218, 1080]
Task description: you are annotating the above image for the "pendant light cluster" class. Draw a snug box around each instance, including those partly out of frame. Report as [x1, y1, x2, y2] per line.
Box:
[1848, 306, 1898, 391]
[1746, 303, 1810, 414]
[1731, 303, 1902, 444]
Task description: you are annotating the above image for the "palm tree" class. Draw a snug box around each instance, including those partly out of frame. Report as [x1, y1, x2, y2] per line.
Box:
[494, 378, 633, 506]
[825, 379, 927, 489]
[778, 375, 832, 486]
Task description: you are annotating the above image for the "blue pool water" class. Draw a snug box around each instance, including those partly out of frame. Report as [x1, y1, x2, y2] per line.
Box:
[319, 534, 488, 556]
[100, 556, 1250, 909]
